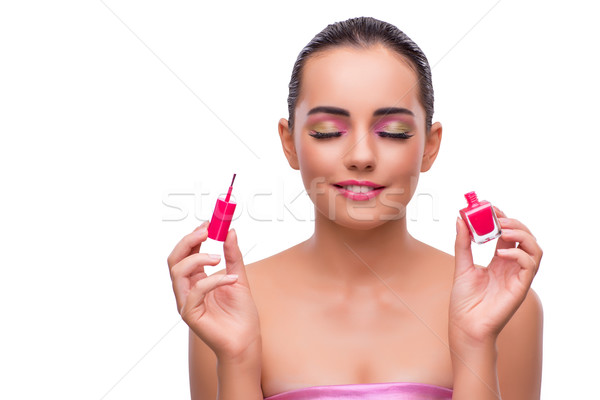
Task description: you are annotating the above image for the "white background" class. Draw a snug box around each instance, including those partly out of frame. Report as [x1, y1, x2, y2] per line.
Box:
[1, 1, 598, 399]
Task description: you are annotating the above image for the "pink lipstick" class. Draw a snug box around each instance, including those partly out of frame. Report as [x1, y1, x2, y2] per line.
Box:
[333, 180, 385, 201]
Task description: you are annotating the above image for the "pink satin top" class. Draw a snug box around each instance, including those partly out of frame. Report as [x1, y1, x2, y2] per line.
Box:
[263, 382, 453, 399]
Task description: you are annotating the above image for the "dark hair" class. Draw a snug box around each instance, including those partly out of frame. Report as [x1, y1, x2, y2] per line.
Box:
[286, 16, 434, 134]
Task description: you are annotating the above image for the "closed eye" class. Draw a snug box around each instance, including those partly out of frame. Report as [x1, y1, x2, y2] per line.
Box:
[308, 131, 343, 139]
[308, 131, 413, 139]
[377, 131, 414, 139]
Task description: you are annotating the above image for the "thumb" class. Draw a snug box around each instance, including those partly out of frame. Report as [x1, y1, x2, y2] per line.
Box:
[223, 229, 249, 285]
[454, 216, 474, 276]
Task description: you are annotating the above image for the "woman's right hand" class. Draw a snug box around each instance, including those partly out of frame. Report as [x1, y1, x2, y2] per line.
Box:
[167, 221, 261, 361]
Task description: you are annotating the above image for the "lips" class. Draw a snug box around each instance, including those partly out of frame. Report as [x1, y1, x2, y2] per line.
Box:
[332, 180, 385, 201]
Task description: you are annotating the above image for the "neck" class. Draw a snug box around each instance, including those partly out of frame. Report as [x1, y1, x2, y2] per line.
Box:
[302, 210, 419, 286]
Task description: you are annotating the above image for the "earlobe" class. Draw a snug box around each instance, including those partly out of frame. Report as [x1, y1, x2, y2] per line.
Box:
[420, 121, 442, 173]
[278, 118, 299, 170]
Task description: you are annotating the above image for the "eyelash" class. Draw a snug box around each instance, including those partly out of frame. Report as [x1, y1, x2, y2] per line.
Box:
[309, 131, 343, 139]
[308, 131, 414, 139]
[377, 131, 414, 139]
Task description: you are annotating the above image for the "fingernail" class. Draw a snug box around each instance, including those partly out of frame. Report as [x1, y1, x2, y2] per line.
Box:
[456, 217, 460, 233]
[224, 274, 238, 280]
[208, 254, 221, 260]
[497, 248, 509, 254]
[193, 228, 207, 238]
[195, 221, 210, 231]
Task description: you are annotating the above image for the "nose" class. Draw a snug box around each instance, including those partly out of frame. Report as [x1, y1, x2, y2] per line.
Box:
[342, 131, 376, 172]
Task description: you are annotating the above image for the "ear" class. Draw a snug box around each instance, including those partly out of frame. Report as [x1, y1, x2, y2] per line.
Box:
[278, 118, 299, 170]
[420, 121, 442, 173]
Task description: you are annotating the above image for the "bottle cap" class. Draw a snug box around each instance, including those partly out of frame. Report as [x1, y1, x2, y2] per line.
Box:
[207, 196, 236, 241]
[208, 174, 237, 242]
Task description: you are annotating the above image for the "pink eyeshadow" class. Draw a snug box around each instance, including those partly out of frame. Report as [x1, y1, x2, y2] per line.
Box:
[372, 116, 414, 131]
[307, 116, 348, 130]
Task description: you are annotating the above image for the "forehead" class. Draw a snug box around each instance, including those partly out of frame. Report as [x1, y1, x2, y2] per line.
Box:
[296, 45, 422, 118]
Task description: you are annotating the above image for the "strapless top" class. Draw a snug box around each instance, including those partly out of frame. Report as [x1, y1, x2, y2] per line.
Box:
[263, 382, 453, 399]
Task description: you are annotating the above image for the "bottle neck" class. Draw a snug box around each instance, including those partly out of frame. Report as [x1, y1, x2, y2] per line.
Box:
[465, 191, 479, 207]
[225, 186, 233, 202]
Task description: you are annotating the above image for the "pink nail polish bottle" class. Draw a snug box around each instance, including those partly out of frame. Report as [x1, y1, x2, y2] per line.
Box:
[208, 174, 237, 242]
[459, 191, 502, 244]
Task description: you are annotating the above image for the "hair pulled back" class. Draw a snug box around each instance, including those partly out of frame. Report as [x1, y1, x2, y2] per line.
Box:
[286, 16, 434, 134]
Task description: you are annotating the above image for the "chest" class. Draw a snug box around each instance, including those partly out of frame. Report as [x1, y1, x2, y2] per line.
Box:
[257, 285, 454, 397]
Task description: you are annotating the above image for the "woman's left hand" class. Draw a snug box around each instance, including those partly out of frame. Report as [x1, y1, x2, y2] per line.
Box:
[449, 206, 543, 346]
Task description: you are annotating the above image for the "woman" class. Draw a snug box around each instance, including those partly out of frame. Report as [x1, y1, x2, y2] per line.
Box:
[167, 17, 543, 400]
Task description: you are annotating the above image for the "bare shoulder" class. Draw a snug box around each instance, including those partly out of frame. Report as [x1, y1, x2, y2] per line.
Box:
[413, 239, 457, 279]
[497, 288, 544, 399]
[212, 242, 304, 296]
[413, 239, 457, 265]
[210, 245, 292, 277]
[421, 238, 544, 397]
[498, 288, 543, 349]
[244, 243, 307, 297]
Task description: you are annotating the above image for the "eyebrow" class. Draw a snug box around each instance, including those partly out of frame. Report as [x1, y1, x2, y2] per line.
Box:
[307, 106, 414, 117]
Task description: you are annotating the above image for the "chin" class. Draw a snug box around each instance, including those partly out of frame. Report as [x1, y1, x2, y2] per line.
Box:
[321, 207, 406, 230]
[309, 185, 409, 229]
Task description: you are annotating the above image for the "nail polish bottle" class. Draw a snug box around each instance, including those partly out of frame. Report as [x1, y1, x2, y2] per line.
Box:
[459, 191, 501, 244]
[208, 174, 237, 242]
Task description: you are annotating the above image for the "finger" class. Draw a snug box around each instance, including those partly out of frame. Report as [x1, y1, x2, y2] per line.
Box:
[454, 216, 474, 276]
[497, 217, 535, 239]
[492, 205, 506, 218]
[167, 221, 210, 269]
[180, 273, 239, 316]
[498, 229, 543, 269]
[495, 247, 538, 282]
[171, 253, 222, 310]
[494, 211, 516, 251]
[173, 273, 202, 313]
[190, 221, 210, 254]
[223, 229, 250, 286]
[171, 252, 222, 281]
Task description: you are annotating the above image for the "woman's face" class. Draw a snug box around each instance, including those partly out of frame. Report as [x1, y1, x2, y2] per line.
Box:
[279, 44, 442, 230]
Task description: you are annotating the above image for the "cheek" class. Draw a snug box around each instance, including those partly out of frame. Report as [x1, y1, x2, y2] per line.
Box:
[297, 140, 336, 190]
[379, 141, 424, 201]
[381, 140, 423, 173]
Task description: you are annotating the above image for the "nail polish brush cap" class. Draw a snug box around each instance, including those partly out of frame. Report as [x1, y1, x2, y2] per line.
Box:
[208, 174, 237, 242]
